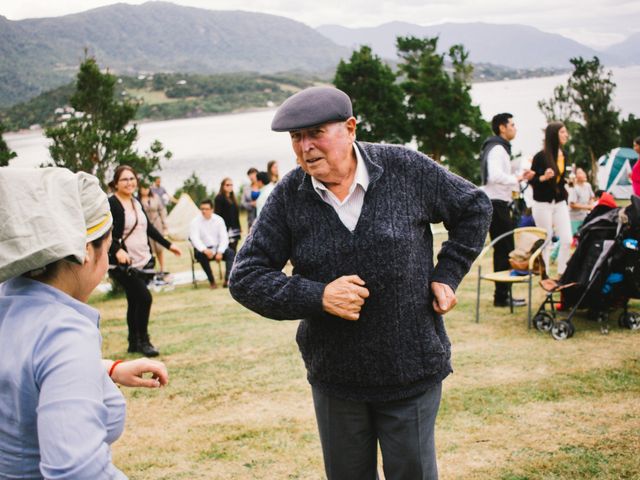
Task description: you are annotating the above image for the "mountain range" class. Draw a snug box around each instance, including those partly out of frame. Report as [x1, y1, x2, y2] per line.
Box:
[1, 2, 638, 109]
[316, 21, 635, 69]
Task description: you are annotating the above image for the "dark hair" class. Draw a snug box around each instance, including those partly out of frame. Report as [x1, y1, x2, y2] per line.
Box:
[108, 165, 138, 191]
[491, 113, 513, 136]
[27, 228, 112, 282]
[256, 171, 270, 185]
[267, 160, 279, 182]
[543, 122, 565, 173]
[217, 177, 237, 206]
[200, 199, 214, 208]
[634, 136, 640, 146]
[247, 167, 258, 175]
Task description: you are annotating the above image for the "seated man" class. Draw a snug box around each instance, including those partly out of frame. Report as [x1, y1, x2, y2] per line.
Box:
[189, 199, 235, 288]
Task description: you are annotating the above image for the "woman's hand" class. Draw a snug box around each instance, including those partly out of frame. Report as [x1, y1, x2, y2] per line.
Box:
[115, 248, 131, 265]
[169, 243, 182, 257]
[542, 168, 555, 181]
[108, 358, 169, 388]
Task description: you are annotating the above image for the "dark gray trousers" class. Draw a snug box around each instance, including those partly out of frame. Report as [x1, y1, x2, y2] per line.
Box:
[312, 382, 442, 480]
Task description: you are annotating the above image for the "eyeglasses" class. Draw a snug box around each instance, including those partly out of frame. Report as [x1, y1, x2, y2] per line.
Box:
[118, 177, 136, 183]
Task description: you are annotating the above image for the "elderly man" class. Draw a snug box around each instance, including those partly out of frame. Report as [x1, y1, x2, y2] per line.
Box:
[229, 87, 491, 479]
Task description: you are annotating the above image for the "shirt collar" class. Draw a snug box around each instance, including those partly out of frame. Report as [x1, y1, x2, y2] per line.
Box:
[311, 143, 370, 195]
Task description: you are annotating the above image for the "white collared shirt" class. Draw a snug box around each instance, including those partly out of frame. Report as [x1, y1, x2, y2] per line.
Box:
[189, 213, 229, 253]
[482, 143, 519, 202]
[311, 144, 370, 232]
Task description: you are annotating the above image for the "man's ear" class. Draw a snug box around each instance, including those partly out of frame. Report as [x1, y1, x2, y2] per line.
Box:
[345, 117, 357, 138]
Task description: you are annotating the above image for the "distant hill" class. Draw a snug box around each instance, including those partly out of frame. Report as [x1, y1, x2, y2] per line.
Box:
[0, 1, 347, 108]
[606, 32, 640, 62]
[316, 21, 623, 69]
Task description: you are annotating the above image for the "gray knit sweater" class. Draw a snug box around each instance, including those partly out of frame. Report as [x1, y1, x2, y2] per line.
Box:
[229, 142, 492, 402]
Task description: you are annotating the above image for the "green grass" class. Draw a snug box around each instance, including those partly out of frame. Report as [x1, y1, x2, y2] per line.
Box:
[92, 231, 640, 479]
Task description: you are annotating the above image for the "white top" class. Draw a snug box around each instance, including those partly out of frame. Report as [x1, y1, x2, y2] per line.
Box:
[256, 182, 275, 218]
[568, 182, 595, 221]
[311, 145, 370, 232]
[189, 213, 229, 253]
[482, 143, 519, 202]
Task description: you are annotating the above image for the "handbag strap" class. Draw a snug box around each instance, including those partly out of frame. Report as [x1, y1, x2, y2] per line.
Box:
[121, 198, 139, 246]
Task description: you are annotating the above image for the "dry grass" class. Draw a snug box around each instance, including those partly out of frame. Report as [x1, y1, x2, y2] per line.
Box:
[95, 239, 640, 479]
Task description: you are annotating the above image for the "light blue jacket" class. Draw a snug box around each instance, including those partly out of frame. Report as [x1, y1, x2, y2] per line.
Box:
[0, 277, 127, 479]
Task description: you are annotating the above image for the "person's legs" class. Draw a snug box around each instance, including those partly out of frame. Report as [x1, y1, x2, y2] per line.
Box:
[531, 201, 554, 269]
[489, 200, 514, 303]
[109, 270, 153, 354]
[376, 382, 442, 480]
[222, 247, 236, 284]
[194, 248, 215, 285]
[312, 387, 378, 480]
[553, 201, 573, 275]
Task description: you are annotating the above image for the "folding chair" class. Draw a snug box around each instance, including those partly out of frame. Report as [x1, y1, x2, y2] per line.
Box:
[475, 227, 550, 327]
[189, 245, 223, 288]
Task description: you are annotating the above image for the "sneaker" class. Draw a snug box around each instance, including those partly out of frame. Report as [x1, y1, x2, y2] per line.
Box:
[494, 298, 526, 307]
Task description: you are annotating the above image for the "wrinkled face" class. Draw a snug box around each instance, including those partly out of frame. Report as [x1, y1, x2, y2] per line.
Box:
[558, 126, 569, 146]
[501, 119, 517, 141]
[115, 169, 137, 196]
[200, 203, 213, 220]
[289, 118, 356, 184]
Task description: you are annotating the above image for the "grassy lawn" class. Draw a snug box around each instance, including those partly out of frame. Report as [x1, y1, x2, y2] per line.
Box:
[95, 234, 640, 479]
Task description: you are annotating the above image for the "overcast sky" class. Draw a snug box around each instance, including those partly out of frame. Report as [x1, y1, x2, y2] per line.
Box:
[2, 0, 639, 48]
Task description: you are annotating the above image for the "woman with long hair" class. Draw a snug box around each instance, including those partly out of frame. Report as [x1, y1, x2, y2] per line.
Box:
[108, 165, 181, 357]
[138, 183, 169, 274]
[0, 168, 168, 478]
[267, 159, 279, 184]
[529, 122, 573, 276]
[214, 177, 241, 252]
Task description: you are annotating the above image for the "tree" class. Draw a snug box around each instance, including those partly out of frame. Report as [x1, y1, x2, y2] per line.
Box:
[396, 36, 490, 182]
[333, 46, 410, 144]
[620, 113, 640, 148]
[44, 56, 171, 186]
[538, 56, 619, 172]
[0, 123, 17, 167]
[174, 172, 212, 205]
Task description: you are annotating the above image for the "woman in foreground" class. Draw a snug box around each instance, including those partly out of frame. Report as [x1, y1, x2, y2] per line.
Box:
[0, 168, 168, 479]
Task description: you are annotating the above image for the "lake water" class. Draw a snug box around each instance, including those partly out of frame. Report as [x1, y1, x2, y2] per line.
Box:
[6, 66, 640, 194]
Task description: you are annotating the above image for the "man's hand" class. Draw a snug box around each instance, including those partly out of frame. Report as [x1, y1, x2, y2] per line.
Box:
[204, 248, 214, 260]
[519, 169, 535, 181]
[214, 252, 223, 262]
[431, 282, 457, 314]
[322, 275, 370, 321]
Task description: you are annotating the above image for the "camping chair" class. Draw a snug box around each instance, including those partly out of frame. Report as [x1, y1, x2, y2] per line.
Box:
[475, 227, 550, 327]
[189, 244, 223, 288]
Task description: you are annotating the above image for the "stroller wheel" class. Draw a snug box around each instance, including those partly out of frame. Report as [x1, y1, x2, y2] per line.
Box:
[533, 312, 554, 332]
[620, 312, 640, 330]
[551, 321, 572, 341]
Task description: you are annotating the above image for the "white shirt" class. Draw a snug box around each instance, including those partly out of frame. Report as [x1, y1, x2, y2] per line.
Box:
[256, 182, 275, 218]
[189, 213, 229, 253]
[311, 144, 370, 232]
[482, 143, 519, 202]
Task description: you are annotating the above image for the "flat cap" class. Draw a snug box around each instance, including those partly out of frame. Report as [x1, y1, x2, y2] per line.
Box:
[271, 86, 353, 132]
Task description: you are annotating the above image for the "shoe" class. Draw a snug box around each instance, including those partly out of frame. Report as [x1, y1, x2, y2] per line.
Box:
[494, 298, 526, 307]
[137, 340, 160, 357]
[222, 281, 229, 288]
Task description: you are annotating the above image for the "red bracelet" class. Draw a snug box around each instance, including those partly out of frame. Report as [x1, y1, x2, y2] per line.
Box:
[109, 360, 123, 378]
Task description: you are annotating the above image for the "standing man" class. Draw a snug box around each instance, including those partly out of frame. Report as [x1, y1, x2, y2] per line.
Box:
[189, 199, 235, 288]
[229, 87, 491, 479]
[480, 113, 534, 307]
[254, 171, 274, 218]
[150, 176, 177, 207]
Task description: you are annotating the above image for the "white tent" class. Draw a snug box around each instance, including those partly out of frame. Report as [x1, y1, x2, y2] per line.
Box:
[166, 193, 199, 240]
[597, 147, 639, 199]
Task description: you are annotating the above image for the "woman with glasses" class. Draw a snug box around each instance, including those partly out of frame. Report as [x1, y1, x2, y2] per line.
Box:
[108, 165, 181, 357]
[214, 177, 241, 253]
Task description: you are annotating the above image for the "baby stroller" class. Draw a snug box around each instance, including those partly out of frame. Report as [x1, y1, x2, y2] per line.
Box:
[532, 196, 640, 340]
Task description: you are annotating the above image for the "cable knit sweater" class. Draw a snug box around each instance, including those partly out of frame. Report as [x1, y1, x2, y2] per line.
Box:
[229, 142, 492, 402]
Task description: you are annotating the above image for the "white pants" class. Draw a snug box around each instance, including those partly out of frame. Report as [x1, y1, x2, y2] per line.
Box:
[531, 200, 572, 275]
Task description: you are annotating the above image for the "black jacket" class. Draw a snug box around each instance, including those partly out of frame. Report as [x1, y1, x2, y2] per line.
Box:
[529, 150, 568, 202]
[214, 194, 241, 231]
[108, 195, 171, 265]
